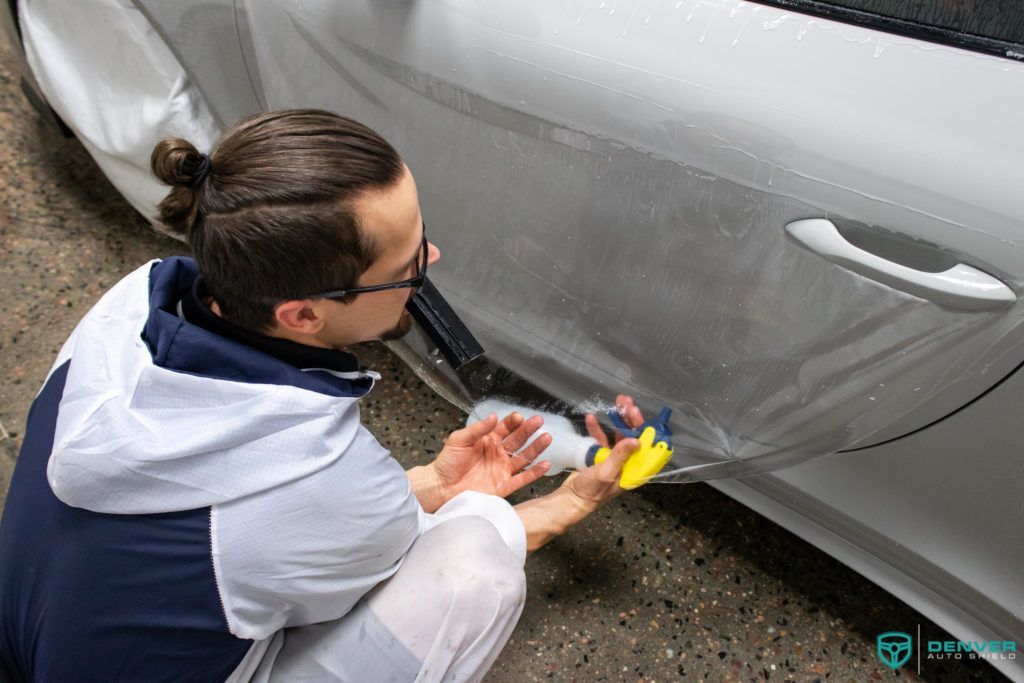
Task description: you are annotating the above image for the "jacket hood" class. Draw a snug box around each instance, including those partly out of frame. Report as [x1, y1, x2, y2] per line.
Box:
[46, 259, 373, 515]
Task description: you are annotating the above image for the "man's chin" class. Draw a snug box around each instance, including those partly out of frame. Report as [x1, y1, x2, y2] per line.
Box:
[379, 311, 413, 342]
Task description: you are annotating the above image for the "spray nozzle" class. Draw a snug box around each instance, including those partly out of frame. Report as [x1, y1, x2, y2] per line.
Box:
[588, 406, 675, 489]
[608, 406, 673, 444]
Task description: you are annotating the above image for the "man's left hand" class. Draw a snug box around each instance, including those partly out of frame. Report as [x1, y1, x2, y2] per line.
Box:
[410, 412, 552, 513]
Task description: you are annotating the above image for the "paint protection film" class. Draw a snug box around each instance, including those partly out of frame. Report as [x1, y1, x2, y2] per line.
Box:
[240, 0, 1024, 482]
[432, 212, 1024, 483]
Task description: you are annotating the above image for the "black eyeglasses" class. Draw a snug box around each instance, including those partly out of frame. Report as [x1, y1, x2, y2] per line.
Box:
[306, 224, 429, 300]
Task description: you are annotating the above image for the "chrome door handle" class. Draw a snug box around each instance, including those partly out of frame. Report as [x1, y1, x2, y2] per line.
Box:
[785, 218, 1016, 311]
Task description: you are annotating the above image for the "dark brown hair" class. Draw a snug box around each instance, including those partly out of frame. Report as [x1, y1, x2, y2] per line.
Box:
[150, 109, 404, 332]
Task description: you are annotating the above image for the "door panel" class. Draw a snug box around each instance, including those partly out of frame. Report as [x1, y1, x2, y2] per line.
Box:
[238, 0, 1024, 475]
[711, 356, 1024, 680]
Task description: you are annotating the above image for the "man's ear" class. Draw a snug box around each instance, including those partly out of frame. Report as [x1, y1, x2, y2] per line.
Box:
[273, 299, 327, 335]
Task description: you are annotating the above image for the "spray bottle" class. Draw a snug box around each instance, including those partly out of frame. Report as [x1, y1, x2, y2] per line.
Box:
[466, 399, 675, 489]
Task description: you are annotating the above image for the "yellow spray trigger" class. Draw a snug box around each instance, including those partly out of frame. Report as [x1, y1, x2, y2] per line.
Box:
[590, 406, 675, 489]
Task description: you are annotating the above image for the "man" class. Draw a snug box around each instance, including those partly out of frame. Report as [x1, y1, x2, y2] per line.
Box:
[0, 110, 643, 681]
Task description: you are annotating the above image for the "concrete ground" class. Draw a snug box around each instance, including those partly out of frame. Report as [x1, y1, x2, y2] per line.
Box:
[0, 45, 1003, 682]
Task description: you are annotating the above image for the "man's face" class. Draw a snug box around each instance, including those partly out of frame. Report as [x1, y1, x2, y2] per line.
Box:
[319, 164, 441, 346]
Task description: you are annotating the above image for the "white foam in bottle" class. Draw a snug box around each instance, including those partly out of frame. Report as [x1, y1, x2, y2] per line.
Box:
[466, 399, 600, 475]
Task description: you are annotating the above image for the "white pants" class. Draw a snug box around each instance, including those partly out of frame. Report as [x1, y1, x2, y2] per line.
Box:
[233, 513, 526, 683]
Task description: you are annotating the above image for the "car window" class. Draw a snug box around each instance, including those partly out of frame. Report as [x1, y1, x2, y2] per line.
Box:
[754, 0, 1024, 60]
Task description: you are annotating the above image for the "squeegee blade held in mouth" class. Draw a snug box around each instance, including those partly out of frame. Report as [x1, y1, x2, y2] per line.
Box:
[406, 278, 484, 369]
[405, 280, 578, 417]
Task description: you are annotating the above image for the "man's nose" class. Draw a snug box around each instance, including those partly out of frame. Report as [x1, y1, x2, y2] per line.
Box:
[427, 241, 441, 266]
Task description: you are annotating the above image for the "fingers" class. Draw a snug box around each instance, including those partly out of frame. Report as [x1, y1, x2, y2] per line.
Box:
[508, 459, 551, 492]
[612, 395, 645, 442]
[485, 432, 551, 494]
[494, 411, 524, 440]
[615, 394, 644, 428]
[508, 432, 551, 471]
[561, 436, 641, 511]
[448, 413, 498, 447]
[589, 398, 641, 446]
[515, 431, 552, 463]
[501, 414, 543, 453]
[585, 413, 610, 447]
[596, 437, 641, 479]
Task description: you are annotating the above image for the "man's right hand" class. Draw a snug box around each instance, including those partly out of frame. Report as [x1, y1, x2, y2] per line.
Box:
[560, 435, 642, 515]
[513, 434, 641, 553]
[568, 393, 647, 513]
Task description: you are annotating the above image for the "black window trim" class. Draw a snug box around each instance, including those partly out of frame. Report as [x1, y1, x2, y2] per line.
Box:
[750, 0, 1024, 63]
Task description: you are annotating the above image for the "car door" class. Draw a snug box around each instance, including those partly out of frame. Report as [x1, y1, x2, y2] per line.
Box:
[173, 0, 1024, 477]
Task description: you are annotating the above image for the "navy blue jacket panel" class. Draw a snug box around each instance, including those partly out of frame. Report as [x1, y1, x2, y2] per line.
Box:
[0, 361, 250, 682]
[0, 257, 384, 680]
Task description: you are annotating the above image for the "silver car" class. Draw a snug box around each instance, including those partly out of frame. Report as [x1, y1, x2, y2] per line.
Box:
[8, 0, 1024, 678]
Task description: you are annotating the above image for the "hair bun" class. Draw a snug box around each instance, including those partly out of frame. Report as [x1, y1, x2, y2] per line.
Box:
[151, 137, 208, 238]
[150, 137, 209, 188]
